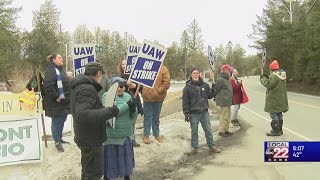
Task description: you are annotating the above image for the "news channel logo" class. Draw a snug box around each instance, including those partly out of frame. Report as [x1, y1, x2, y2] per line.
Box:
[265, 141, 289, 162]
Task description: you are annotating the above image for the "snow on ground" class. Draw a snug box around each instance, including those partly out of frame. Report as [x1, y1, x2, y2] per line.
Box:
[0, 89, 240, 180]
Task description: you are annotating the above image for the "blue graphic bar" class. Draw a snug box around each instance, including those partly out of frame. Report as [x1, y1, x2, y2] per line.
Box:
[264, 141, 320, 162]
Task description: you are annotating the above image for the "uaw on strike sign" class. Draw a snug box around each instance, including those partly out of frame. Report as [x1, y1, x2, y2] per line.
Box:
[72, 44, 96, 77]
[124, 42, 141, 75]
[129, 40, 167, 88]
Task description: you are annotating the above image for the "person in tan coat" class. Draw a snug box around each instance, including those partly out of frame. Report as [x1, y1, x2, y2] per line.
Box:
[142, 65, 170, 144]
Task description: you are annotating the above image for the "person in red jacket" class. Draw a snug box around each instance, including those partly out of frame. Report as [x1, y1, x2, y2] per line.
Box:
[230, 69, 243, 126]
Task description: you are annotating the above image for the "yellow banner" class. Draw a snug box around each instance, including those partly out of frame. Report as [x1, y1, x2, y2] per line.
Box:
[0, 91, 43, 115]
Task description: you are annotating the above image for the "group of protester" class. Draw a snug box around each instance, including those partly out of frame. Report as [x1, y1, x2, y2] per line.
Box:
[182, 60, 288, 154]
[41, 54, 170, 179]
[40, 53, 288, 180]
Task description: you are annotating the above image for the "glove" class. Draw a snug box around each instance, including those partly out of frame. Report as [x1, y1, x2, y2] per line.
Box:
[127, 99, 136, 112]
[110, 105, 119, 117]
[185, 114, 191, 122]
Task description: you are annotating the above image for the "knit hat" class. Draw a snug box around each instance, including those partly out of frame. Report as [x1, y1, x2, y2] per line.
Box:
[221, 64, 232, 71]
[118, 81, 127, 88]
[85, 62, 105, 74]
[269, 60, 279, 70]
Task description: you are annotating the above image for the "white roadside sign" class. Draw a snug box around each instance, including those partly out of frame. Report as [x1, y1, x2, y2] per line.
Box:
[0, 116, 42, 166]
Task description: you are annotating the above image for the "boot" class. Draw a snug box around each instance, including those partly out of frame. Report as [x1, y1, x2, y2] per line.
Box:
[55, 142, 64, 152]
[143, 137, 151, 144]
[218, 132, 228, 137]
[209, 146, 222, 153]
[186, 148, 198, 155]
[133, 140, 140, 147]
[124, 176, 130, 180]
[225, 131, 233, 136]
[155, 136, 163, 143]
[279, 120, 283, 135]
[235, 119, 240, 126]
[266, 121, 281, 136]
[231, 119, 239, 126]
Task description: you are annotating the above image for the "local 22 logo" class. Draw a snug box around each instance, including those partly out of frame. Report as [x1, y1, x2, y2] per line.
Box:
[266, 142, 289, 161]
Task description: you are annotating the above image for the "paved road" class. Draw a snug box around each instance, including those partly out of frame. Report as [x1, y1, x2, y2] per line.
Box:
[192, 76, 320, 180]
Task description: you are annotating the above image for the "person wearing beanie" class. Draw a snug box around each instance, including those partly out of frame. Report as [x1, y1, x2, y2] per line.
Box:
[116, 59, 143, 147]
[101, 83, 136, 180]
[269, 60, 279, 70]
[260, 60, 289, 136]
[43, 54, 70, 152]
[70, 62, 121, 179]
[215, 64, 233, 137]
[182, 67, 221, 155]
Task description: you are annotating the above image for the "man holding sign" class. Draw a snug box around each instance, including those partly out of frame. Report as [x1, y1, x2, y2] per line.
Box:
[129, 40, 170, 144]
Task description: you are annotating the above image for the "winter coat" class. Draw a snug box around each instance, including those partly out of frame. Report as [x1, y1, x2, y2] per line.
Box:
[182, 78, 214, 115]
[215, 72, 233, 107]
[230, 78, 243, 105]
[260, 69, 289, 113]
[142, 66, 170, 102]
[104, 92, 136, 139]
[43, 63, 70, 117]
[70, 74, 119, 146]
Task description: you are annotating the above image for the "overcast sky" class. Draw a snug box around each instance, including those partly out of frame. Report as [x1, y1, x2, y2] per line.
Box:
[13, 0, 267, 55]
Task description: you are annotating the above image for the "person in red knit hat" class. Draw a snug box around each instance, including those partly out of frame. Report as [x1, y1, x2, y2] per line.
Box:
[215, 64, 234, 137]
[260, 60, 289, 136]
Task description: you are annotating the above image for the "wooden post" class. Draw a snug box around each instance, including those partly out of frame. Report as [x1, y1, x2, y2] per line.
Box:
[36, 70, 48, 148]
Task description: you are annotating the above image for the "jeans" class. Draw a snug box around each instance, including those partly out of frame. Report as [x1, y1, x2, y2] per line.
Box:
[270, 112, 283, 121]
[143, 101, 163, 137]
[78, 145, 103, 180]
[231, 104, 241, 120]
[51, 115, 68, 142]
[190, 111, 214, 149]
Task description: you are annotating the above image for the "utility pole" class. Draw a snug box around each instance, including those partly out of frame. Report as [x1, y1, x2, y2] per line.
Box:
[59, 24, 62, 52]
[289, 0, 293, 23]
[184, 54, 187, 80]
[65, 43, 68, 72]
[284, 0, 293, 23]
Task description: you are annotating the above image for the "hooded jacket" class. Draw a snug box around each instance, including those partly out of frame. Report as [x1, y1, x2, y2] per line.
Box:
[182, 77, 214, 115]
[260, 69, 289, 113]
[70, 74, 118, 146]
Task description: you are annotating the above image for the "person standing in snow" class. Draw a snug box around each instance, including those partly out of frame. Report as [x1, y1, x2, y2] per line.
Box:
[182, 67, 221, 155]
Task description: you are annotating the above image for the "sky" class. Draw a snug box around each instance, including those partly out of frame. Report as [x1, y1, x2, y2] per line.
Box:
[12, 0, 267, 55]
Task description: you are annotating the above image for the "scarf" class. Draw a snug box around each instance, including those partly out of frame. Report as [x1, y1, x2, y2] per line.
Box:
[55, 67, 65, 99]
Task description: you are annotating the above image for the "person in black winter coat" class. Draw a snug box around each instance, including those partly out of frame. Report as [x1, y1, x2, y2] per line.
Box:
[182, 67, 221, 155]
[43, 54, 70, 152]
[70, 62, 119, 180]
